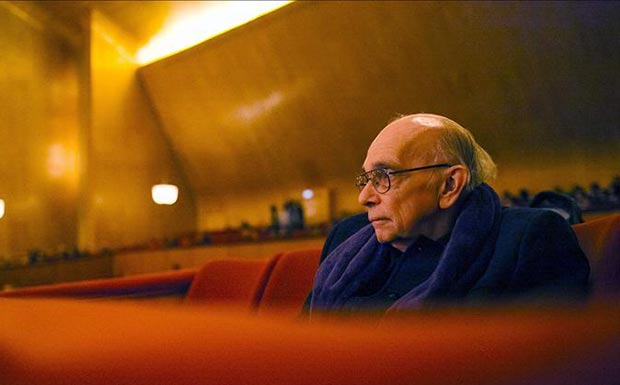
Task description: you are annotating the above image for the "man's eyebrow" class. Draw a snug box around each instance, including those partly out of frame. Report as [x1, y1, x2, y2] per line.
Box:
[362, 162, 392, 172]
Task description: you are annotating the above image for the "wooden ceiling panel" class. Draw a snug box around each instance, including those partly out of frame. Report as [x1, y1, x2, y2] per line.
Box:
[139, 1, 620, 197]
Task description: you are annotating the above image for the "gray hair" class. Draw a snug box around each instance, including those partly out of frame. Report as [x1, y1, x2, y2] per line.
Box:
[402, 114, 497, 193]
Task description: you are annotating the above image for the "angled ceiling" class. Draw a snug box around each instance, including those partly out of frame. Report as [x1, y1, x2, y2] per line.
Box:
[31, 1, 620, 200]
[138, 1, 620, 197]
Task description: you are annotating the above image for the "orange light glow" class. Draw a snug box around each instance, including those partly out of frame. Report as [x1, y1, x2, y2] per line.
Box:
[234, 91, 284, 122]
[136, 1, 292, 65]
[47, 143, 77, 179]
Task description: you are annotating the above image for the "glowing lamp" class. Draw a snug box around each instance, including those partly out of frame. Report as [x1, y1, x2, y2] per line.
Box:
[0, 199, 4, 218]
[302, 189, 314, 200]
[151, 184, 179, 205]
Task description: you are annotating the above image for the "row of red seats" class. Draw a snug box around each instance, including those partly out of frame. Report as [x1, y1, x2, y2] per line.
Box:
[137, 211, 614, 305]
[0, 249, 322, 317]
[1, 213, 618, 311]
[0, 269, 196, 299]
[180, 213, 620, 305]
[185, 249, 320, 316]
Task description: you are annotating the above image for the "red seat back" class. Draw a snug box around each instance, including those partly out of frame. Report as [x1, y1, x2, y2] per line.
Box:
[0, 269, 196, 299]
[573, 214, 620, 297]
[257, 249, 320, 316]
[185, 256, 280, 310]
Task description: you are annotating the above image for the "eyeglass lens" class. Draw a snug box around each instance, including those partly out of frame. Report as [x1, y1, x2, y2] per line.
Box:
[356, 169, 390, 193]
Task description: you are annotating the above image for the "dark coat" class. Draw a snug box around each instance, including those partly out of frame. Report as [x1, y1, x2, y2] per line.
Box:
[306, 207, 590, 308]
[468, 207, 589, 301]
[319, 212, 370, 264]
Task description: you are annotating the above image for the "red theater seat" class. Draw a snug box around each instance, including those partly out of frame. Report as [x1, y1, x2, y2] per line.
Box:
[573, 213, 620, 297]
[0, 269, 196, 300]
[257, 249, 320, 316]
[185, 255, 280, 310]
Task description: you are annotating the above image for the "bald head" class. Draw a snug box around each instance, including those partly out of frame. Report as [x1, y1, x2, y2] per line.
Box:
[369, 114, 446, 165]
[368, 113, 496, 193]
[360, 113, 495, 247]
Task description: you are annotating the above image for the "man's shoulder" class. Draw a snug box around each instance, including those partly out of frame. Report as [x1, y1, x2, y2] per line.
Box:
[497, 206, 576, 245]
[500, 206, 566, 227]
[328, 213, 370, 246]
[320, 213, 370, 262]
[333, 213, 370, 231]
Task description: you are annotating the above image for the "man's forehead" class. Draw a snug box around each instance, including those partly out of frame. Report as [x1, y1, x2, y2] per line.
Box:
[365, 130, 408, 166]
[364, 116, 443, 168]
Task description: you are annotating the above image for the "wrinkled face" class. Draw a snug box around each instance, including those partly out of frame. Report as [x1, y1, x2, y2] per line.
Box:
[358, 118, 444, 250]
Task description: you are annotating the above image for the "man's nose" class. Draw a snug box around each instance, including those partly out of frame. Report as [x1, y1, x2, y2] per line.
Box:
[358, 183, 380, 207]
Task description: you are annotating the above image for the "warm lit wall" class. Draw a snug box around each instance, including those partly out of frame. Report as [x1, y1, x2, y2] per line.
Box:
[196, 186, 332, 231]
[0, 255, 113, 288]
[0, 2, 81, 259]
[80, 11, 196, 251]
[0, 3, 197, 262]
[140, 1, 620, 229]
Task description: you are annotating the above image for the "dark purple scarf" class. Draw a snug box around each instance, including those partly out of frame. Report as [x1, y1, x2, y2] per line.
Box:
[310, 183, 501, 312]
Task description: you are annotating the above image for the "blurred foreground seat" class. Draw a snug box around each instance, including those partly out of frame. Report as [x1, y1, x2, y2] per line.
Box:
[0, 298, 618, 385]
[1, 215, 620, 384]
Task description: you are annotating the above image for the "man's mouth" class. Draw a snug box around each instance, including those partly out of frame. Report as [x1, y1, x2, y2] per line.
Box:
[370, 217, 388, 223]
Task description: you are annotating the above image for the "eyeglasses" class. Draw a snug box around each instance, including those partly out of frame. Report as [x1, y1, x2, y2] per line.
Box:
[355, 163, 452, 194]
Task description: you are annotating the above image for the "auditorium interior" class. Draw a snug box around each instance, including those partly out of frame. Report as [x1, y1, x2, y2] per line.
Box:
[0, 2, 619, 384]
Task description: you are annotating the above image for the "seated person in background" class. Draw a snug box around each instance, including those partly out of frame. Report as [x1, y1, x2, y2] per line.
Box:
[307, 113, 589, 315]
[529, 190, 584, 225]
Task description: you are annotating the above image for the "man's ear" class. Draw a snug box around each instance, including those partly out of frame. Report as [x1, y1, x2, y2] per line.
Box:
[438, 165, 469, 209]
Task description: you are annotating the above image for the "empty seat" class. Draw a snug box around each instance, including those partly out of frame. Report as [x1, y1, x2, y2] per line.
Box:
[257, 249, 320, 316]
[0, 269, 197, 300]
[573, 214, 620, 297]
[185, 256, 280, 310]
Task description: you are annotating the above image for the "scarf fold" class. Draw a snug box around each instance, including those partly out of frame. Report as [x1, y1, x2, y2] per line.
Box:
[310, 183, 501, 312]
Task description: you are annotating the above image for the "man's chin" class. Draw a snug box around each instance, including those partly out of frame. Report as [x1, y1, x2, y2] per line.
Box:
[373, 231, 394, 244]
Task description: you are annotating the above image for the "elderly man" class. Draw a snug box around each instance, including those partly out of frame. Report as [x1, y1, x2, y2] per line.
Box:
[308, 114, 589, 314]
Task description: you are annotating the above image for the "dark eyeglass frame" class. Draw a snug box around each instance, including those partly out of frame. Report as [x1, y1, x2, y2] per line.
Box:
[355, 163, 452, 194]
